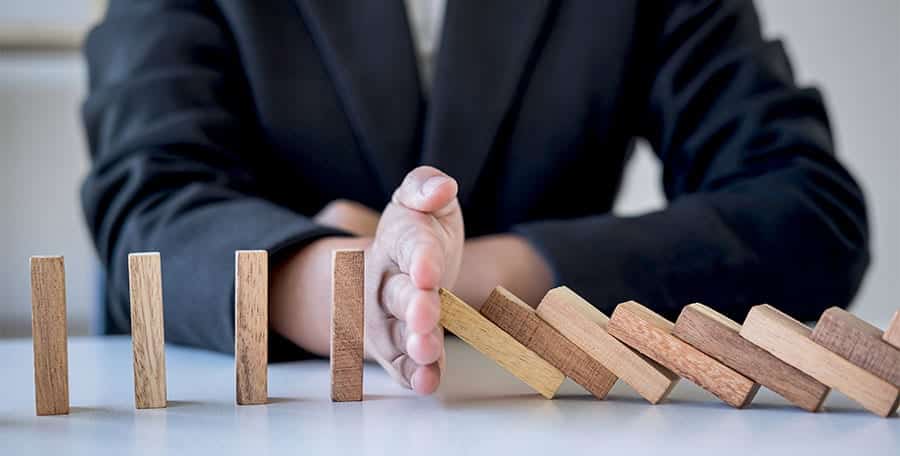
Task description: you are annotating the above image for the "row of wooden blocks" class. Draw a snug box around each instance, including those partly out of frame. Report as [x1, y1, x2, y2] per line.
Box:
[29, 249, 365, 415]
[439, 287, 900, 417]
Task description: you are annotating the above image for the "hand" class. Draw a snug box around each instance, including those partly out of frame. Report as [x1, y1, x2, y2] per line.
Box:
[365, 166, 464, 394]
[314, 199, 380, 237]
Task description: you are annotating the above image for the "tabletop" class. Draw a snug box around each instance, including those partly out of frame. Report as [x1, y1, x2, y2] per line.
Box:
[0, 336, 897, 455]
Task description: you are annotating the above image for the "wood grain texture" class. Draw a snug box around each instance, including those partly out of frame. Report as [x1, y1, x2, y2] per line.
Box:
[810, 307, 900, 387]
[536, 287, 678, 404]
[439, 288, 565, 399]
[235, 250, 268, 405]
[30, 256, 69, 416]
[331, 249, 364, 402]
[608, 301, 759, 408]
[128, 252, 167, 409]
[741, 304, 900, 417]
[673, 303, 829, 412]
[480, 286, 617, 399]
[885, 311, 900, 350]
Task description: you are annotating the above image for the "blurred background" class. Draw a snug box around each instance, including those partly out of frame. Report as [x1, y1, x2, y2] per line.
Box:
[1, 1, 898, 338]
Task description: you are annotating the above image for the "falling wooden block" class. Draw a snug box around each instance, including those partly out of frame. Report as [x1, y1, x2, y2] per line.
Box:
[235, 250, 268, 405]
[128, 252, 167, 409]
[608, 301, 759, 408]
[741, 304, 900, 417]
[30, 256, 69, 416]
[480, 286, 617, 399]
[810, 307, 900, 387]
[673, 303, 829, 412]
[331, 249, 364, 402]
[885, 311, 900, 350]
[536, 287, 678, 404]
[439, 288, 565, 399]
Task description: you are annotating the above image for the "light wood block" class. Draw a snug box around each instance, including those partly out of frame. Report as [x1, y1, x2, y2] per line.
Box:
[885, 311, 900, 350]
[810, 307, 900, 387]
[30, 256, 69, 416]
[235, 250, 268, 405]
[480, 286, 617, 399]
[608, 301, 759, 408]
[331, 249, 364, 402]
[439, 288, 565, 399]
[741, 304, 900, 417]
[128, 252, 167, 409]
[536, 287, 678, 404]
[673, 303, 829, 412]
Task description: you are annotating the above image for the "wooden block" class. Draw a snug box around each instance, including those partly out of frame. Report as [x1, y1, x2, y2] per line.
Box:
[480, 286, 617, 399]
[673, 303, 829, 412]
[607, 301, 759, 408]
[235, 250, 268, 405]
[536, 287, 678, 404]
[331, 249, 364, 402]
[810, 307, 900, 387]
[128, 252, 167, 409]
[439, 288, 565, 399]
[30, 256, 69, 416]
[885, 311, 900, 350]
[741, 304, 900, 417]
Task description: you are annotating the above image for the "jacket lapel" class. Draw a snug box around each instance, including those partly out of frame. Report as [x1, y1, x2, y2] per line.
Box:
[422, 0, 554, 205]
[295, 0, 424, 197]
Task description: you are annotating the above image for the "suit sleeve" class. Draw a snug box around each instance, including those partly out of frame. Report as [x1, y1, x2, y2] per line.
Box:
[81, 0, 344, 356]
[514, 0, 869, 322]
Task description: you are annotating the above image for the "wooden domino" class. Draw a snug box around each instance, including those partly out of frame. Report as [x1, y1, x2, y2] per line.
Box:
[608, 301, 759, 408]
[480, 286, 617, 399]
[128, 252, 168, 409]
[331, 249, 364, 402]
[810, 307, 900, 387]
[235, 250, 268, 405]
[673, 303, 829, 411]
[439, 288, 565, 399]
[741, 304, 900, 417]
[882, 310, 900, 350]
[536, 287, 679, 404]
[30, 256, 70, 416]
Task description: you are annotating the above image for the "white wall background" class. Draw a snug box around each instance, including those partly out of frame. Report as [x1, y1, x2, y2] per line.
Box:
[0, 0, 898, 337]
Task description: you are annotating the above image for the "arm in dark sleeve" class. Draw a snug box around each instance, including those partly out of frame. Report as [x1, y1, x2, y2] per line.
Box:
[81, 0, 343, 356]
[514, 0, 869, 322]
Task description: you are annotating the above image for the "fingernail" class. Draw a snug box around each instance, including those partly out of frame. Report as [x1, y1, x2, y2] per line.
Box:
[421, 176, 450, 197]
[410, 368, 419, 391]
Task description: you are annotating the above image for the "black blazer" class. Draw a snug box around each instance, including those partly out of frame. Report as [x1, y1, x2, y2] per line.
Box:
[82, 0, 869, 357]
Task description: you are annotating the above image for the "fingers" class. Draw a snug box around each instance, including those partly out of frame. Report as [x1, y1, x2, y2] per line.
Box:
[381, 273, 441, 334]
[392, 354, 441, 395]
[384, 320, 443, 394]
[391, 166, 459, 215]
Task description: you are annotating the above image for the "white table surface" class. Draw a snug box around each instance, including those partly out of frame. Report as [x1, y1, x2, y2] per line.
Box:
[1, 336, 897, 455]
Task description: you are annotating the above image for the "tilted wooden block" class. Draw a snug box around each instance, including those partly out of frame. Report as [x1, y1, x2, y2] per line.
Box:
[480, 286, 617, 399]
[331, 249, 364, 402]
[235, 250, 269, 405]
[30, 256, 70, 416]
[439, 288, 565, 399]
[536, 287, 678, 403]
[810, 307, 900, 387]
[881, 310, 900, 350]
[128, 252, 168, 409]
[608, 301, 759, 408]
[673, 303, 829, 412]
[741, 304, 900, 417]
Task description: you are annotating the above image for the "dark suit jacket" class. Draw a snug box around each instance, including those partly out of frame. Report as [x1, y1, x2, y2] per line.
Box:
[81, 0, 869, 358]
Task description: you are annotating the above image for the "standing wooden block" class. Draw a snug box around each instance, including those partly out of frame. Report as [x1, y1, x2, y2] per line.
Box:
[536, 287, 679, 404]
[480, 286, 617, 400]
[673, 303, 829, 412]
[608, 301, 759, 408]
[30, 256, 69, 416]
[885, 311, 900, 350]
[235, 250, 268, 405]
[810, 307, 900, 387]
[439, 288, 565, 399]
[331, 249, 364, 402]
[741, 305, 900, 417]
[128, 252, 167, 409]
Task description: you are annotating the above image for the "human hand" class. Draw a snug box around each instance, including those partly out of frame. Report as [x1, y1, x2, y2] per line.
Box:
[314, 199, 380, 237]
